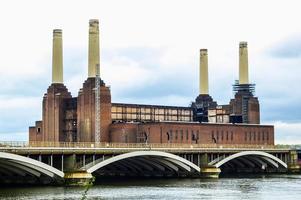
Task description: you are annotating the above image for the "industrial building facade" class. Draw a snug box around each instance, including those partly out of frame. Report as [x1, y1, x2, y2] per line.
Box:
[29, 19, 273, 146]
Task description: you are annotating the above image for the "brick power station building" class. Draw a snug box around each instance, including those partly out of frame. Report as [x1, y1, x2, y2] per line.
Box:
[29, 19, 274, 146]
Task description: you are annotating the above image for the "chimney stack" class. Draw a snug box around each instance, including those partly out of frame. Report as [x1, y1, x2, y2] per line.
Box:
[239, 41, 249, 84]
[52, 29, 63, 84]
[199, 49, 209, 95]
[88, 19, 100, 77]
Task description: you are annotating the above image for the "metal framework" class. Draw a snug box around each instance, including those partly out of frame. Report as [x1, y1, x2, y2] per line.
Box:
[95, 64, 100, 143]
[232, 80, 256, 95]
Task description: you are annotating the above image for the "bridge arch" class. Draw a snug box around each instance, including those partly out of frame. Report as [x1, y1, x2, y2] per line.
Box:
[86, 151, 200, 177]
[0, 152, 64, 185]
[210, 151, 287, 171]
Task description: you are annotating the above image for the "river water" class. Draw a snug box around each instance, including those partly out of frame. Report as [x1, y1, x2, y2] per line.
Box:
[0, 175, 301, 199]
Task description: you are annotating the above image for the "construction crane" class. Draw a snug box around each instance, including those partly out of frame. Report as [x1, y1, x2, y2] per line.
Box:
[95, 64, 100, 143]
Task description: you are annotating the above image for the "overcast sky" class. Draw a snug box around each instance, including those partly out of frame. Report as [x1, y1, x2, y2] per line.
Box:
[0, 0, 300, 144]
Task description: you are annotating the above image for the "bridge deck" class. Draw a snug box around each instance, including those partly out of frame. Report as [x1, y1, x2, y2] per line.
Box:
[0, 147, 290, 155]
[0, 142, 290, 155]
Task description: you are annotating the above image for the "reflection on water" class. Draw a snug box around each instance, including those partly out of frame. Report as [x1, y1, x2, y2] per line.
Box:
[0, 175, 301, 200]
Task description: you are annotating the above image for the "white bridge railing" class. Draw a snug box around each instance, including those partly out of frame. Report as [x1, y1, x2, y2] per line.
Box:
[0, 141, 280, 149]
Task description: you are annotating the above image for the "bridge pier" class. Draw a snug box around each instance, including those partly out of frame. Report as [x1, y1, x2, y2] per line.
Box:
[198, 154, 221, 178]
[200, 167, 221, 178]
[62, 154, 95, 186]
[64, 171, 94, 186]
[288, 150, 300, 173]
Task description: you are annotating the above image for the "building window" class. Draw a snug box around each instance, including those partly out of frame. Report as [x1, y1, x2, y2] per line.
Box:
[267, 131, 269, 141]
[226, 131, 229, 141]
[186, 130, 189, 140]
[231, 132, 233, 141]
[221, 131, 224, 141]
[166, 132, 170, 141]
[180, 130, 184, 141]
[170, 130, 173, 141]
[212, 131, 217, 143]
[217, 131, 219, 141]
[249, 132, 252, 141]
[37, 127, 41, 134]
[175, 130, 178, 140]
[191, 130, 195, 141]
[262, 132, 265, 141]
[244, 132, 247, 141]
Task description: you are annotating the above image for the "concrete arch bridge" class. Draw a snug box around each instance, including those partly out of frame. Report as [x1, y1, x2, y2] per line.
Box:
[80, 150, 288, 179]
[0, 152, 64, 185]
[0, 145, 298, 185]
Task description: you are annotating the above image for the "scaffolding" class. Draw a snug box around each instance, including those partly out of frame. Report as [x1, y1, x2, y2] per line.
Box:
[95, 64, 100, 143]
[232, 80, 255, 95]
[232, 80, 256, 123]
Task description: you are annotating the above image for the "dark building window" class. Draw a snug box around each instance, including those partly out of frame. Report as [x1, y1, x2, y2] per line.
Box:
[217, 131, 219, 141]
[180, 130, 183, 141]
[212, 131, 217, 143]
[186, 130, 189, 140]
[170, 130, 173, 141]
[262, 132, 265, 141]
[37, 127, 41, 134]
[267, 131, 269, 141]
[249, 132, 252, 141]
[191, 130, 195, 140]
[166, 132, 170, 141]
[175, 130, 178, 140]
[231, 132, 233, 141]
[221, 131, 224, 141]
[244, 132, 247, 141]
[226, 131, 229, 141]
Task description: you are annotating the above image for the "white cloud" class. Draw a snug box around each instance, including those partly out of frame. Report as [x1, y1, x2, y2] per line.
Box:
[0, 96, 40, 110]
[103, 55, 157, 93]
[118, 95, 192, 107]
[0, 132, 28, 142]
[272, 121, 301, 144]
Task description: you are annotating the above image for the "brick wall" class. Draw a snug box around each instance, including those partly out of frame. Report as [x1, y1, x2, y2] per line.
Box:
[109, 122, 274, 145]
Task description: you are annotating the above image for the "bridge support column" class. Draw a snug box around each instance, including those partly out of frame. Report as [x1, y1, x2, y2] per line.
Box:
[199, 154, 221, 178]
[199, 153, 208, 166]
[64, 171, 94, 186]
[63, 154, 76, 172]
[288, 150, 300, 173]
[200, 167, 221, 178]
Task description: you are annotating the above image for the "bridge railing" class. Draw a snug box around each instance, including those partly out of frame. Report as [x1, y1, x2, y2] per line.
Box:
[0, 141, 279, 149]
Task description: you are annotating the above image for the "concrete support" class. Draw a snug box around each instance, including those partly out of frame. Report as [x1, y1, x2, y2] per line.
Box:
[88, 19, 100, 78]
[199, 154, 209, 167]
[50, 154, 53, 167]
[52, 29, 63, 84]
[199, 49, 209, 95]
[200, 167, 221, 178]
[198, 153, 220, 178]
[64, 171, 94, 186]
[288, 150, 300, 173]
[239, 41, 249, 84]
[61, 155, 64, 171]
[63, 154, 76, 172]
